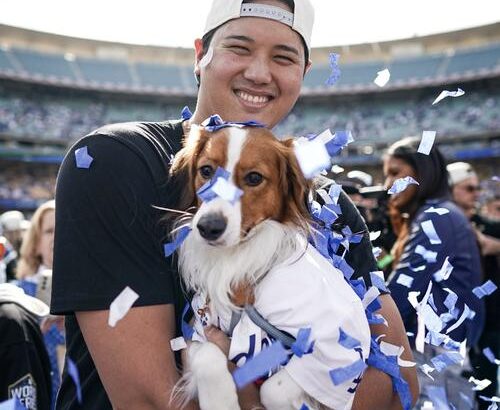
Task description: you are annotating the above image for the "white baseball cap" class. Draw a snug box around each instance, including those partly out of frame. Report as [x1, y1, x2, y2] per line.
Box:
[0, 283, 50, 317]
[0, 210, 30, 232]
[447, 162, 477, 186]
[203, 0, 315, 51]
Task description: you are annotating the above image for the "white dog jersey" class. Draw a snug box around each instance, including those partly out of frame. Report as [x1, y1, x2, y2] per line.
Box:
[191, 243, 371, 410]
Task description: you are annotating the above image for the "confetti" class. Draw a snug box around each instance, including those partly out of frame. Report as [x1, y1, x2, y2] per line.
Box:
[473, 280, 498, 299]
[469, 376, 492, 391]
[433, 257, 453, 282]
[420, 364, 435, 380]
[201, 115, 265, 132]
[326, 52, 341, 86]
[396, 273, 414, 288]
[424, 207, 450, 216]
[338, 328, 361, 349]
[67, 357, 83, 404]
[291, 328, 314, 357]
[362, 286, 381, 309]
[370, 271, 388, 292]
[211, 177, 243, 204]
[181, 106, 192, 120]
[170, 336, 187, 352]
[294, 138, 331, 179]
[479, 396, 500, 403]
[199, 46, 213, 68]
[446, 304, 473, 335]
[108, 286, 139, 327]
[232, 341, 289, 388]
[417, 131, 436, 155]
[374, 68, 391, 87]
[432, 87, 465, 105]
[325, 130, 354, 156]
[415, 244, 438, 263]
[370, 231, 381, 241]
[421, 220, 442, 245]
[74, 146, 93, 169]
[329, 358, 367, 385]
[388, 176, 419, 195]
[163, 225, 192, 257]
[483, 347, 500, 365]
[0, 398, 25, 410]
[372, 247, 382, 258]
[430, 351, 463, 372]
[379, 341, 416, 367]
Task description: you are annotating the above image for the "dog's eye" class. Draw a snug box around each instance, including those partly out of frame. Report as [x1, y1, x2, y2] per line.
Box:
[244, 172, 263, 186]
[199, 165, 214, 180]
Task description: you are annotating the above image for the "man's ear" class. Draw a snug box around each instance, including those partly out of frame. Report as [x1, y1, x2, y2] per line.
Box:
[304, 59, 312, 77]
[194, 38, 204, 77]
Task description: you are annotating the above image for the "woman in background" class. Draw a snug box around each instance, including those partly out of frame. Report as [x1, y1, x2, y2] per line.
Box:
[384, 137, 484, 410]
[16, 199, 64, 409]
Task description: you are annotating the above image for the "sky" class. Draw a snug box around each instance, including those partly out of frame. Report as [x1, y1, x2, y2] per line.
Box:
[1, 0, 499, 48]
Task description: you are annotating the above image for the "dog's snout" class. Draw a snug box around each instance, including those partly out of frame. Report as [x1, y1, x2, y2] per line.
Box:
[197, 214, 227, 241]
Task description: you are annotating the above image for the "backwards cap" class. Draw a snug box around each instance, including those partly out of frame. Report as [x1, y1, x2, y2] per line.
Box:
[203, 0, 314, 51]
[447, 162, 477, 186]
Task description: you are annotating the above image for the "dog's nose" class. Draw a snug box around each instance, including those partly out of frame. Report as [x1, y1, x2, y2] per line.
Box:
[197, 214, 227, 241]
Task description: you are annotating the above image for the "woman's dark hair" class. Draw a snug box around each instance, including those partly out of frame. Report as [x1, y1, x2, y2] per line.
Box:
[386, 136, 450, 207]
[195, 0, 309, 86]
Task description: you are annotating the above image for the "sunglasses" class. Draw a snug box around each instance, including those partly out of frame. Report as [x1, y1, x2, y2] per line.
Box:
[463, 185, 481, 193]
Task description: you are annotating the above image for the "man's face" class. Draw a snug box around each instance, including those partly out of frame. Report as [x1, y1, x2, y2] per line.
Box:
[452, 176, 480, 213]
[193, 2, 309, 128]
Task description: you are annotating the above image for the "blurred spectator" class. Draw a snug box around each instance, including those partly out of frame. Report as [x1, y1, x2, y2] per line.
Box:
[384, 137, 484, 409]
[16, 200, 64, 409]
[0, 210, 30, 254]
[0, 283, 52, 409]
[448, 162, 500, 408]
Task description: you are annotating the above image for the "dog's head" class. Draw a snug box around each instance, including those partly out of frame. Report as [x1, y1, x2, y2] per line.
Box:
[170, 125, 311, 247]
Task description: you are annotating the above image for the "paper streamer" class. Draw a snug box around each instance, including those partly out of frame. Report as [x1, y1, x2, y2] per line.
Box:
[291, 327, 314, 357]
[417, 131, 436, 155]
[108, 286, 139, 327]
[432, 88, 465, 105]
[374, 68, 391, 87]
[338, 328, 361, 349]
[75, 146, 93, 169]
[329, 358, 367, 385]
[232, 341, 289, 388]
[421, 220, 442, 245]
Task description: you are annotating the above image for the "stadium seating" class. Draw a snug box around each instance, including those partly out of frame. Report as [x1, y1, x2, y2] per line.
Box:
[0, 48, 14, 72]
[446, 43, 500, 75]
[12, 48, 76, 80]
[76, 57, 133, 86]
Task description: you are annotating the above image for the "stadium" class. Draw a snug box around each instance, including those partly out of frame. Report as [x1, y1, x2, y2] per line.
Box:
[0, 21, 499, 212]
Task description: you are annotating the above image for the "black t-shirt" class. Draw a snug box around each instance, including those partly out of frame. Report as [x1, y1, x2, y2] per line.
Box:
[51, 120, 378, 409]
[51, 121, 187, 409]
[0, 302, 52, 410]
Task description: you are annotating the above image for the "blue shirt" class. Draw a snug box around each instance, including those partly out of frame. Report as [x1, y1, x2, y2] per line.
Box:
[388, 199, 484, 346]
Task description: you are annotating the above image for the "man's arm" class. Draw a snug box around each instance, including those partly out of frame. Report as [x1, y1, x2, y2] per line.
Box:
[77, 304, 198, 410]
[352, 294, 419, 410]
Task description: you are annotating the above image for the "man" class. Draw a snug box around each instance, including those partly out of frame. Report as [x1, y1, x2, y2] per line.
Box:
[51, 1, 418, 408]
[0, 283, 52, 409]
[448, 162, 500, 409]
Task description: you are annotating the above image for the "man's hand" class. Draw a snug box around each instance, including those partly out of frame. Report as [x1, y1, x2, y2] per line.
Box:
[475, 228, 500, 256]
[352, 294, 419, 410]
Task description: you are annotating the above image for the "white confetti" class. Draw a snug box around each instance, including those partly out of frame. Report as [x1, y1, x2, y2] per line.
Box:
[108, 286, 139, 327]
[379, 341, 416, 367]
[170, 336, 188, 352]
[388, 176, 419, 195]
[469, 376, 492, 391]
[424, 207, 450, 216]
[432, 87, 465, 105]
[370, 231, 381, 241]
[446, 304, 472, 335]
[294, 139, 331, 179]
[396, 273, 414, 288]
[211, 177, 243, 203]
[421, 220, 442, 245]
[417, 131, 436, 155]
[362, 286, 380, 309]
[420, 364, 435, 381]
[433, 257, 454, 282]
[199, 47, 214, 68]
[415, 244, 438, 263]
[374, 68, 390, 87]
[372, 247, 382, 258]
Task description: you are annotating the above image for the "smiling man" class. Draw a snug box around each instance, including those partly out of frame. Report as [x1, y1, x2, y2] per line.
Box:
[52, 1, 417, 409]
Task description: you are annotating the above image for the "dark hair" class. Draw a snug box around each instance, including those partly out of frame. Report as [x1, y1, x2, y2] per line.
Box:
[195, 0, 309, 86]
[386, 136, 450, 208]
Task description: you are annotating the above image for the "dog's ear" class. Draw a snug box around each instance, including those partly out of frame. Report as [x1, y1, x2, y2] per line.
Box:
[170, 125, 209, 212]
[279, 138, 312, 231]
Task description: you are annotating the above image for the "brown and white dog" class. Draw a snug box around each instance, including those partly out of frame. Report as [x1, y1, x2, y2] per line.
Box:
[169, 124, 370, 410]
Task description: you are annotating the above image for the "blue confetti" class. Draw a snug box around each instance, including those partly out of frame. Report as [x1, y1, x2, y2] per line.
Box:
[232, 341, 289, 388]
[388, 176, 419, 195]
[67, 357, 83, 404]
[430, 351, 463, 372]
[196, 167, 238, 203]
[338, 328, 361, 349]
[329, 358, 367, 386]
[181, 106, 192, 120]
[324, 130, 354, 156]
[299, 404, 310, 410]
[483, 347, 500, 365]
[328, 183, 342, 204]
[202, 115, 266, 132]
[370, 271, 388, 292]
[0, 398, 25, 410]
[291, 327, 315, 357]
[473, 280, 498, 299]
[318, 204, 340, 227]
[331, 254, 355, 280]
[326, 52, 341, 86]
[163, 225, 192, 257]
[74, 146, 94, 169]
[181, 303, 194, 340]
